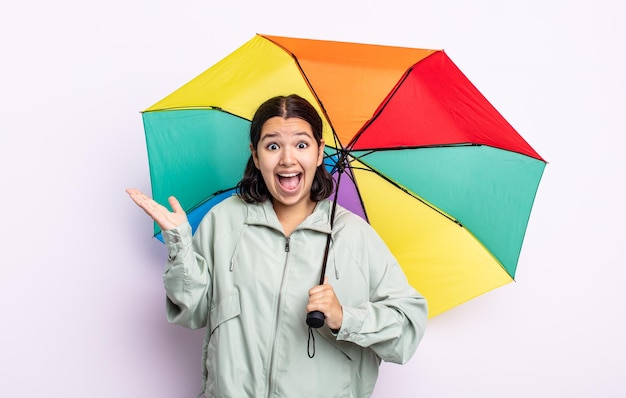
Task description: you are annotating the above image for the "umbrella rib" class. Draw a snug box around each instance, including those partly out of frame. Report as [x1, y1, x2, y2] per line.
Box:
[353, 143, 482, 153]
[351, 143, 546, 163]
[261, 35, 343, 151]
[183, 187, 239, 218]
[324, 147, 462, 226]
[341, 163, 371, 224]
[354, 162, 463, 227]
[346, 63, 417, 150]
[322, 148, 368, 222]
[142, 106, 250, 120]
[326, 149, 460, 227]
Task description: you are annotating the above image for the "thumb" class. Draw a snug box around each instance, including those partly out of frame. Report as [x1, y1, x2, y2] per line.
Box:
[323, 276, 329, 285]
[168, 196, 184, 213]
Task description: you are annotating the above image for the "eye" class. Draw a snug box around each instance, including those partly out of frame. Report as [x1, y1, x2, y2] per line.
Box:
[267, 143, 279, 150]
[297, 142, 309, 149]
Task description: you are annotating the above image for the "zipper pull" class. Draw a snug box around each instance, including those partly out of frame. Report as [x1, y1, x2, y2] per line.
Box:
[285, 238, 290, 252]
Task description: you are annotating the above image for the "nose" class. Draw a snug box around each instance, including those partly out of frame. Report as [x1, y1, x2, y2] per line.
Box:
[279, 147, 296, 166]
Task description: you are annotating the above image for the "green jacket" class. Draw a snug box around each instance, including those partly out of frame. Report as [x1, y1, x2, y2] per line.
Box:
[162, 196, 427, 398]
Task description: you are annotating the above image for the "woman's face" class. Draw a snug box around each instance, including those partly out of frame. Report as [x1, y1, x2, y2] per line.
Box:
[252, 116, 325, 213]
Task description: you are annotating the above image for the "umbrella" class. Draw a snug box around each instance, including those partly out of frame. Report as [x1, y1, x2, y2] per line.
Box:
[141, 34, 546, 318]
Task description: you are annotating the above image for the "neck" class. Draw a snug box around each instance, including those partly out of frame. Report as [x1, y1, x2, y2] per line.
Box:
[272, 199, 316, 236]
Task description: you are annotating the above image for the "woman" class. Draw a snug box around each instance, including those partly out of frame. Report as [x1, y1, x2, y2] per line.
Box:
[127, 94, 427, 397]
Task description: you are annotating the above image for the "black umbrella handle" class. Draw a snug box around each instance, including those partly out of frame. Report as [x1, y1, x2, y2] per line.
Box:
[306, 232, 332, 328]
[306, 156, 344, 329]
[306, 310, 326, 328]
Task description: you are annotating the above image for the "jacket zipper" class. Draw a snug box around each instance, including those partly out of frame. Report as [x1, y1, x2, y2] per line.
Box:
[266, 236, 290, 398]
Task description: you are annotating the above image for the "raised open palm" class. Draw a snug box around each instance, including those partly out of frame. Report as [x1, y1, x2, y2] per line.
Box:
[126, 188, 187, 231]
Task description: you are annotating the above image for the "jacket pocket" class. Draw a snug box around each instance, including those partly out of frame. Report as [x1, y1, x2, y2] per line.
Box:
[209, 293, 241, 335]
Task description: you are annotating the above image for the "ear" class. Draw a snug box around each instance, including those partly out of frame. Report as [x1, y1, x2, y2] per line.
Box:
[317, 139, 325, 167]
[251, 143, 260, 169]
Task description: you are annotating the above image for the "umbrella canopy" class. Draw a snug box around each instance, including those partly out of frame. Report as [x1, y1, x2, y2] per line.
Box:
[141, 34, 546, 317]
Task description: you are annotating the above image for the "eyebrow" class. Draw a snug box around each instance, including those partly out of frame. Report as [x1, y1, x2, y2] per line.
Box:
[259, 131, 314, 141]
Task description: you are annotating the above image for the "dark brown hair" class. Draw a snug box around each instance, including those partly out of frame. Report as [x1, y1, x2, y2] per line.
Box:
[236, 94, 334, 203]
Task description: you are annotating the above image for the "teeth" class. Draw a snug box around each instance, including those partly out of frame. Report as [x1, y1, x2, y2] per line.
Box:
[278, 173, 299, 177]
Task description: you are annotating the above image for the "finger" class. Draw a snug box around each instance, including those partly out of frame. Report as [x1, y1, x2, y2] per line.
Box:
[127, 188, 148, 198]
[127, 189, 149, 207]
[168, 196, 184, 214]
[127, 188, 151, 202]
[126, 188, 142, 195]
[127, 191, 165, 218]
[309, 287, 335, 304]
[126, 188, 139, 201]
[309, 284, 326, 296]
[310, 276, 330, 295]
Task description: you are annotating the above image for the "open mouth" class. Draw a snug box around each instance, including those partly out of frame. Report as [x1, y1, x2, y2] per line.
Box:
[277, 172, 302, 191]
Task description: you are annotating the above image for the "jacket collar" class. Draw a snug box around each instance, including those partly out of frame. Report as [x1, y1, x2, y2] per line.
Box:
[245, 199, 333, 234]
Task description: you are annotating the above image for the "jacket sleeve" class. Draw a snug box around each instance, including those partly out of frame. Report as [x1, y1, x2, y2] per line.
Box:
[161, 221, 212, 330]
[334, 222, 428, 364]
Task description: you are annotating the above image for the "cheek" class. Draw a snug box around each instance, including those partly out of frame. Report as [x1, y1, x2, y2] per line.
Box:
[256, 153, 277, 173]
